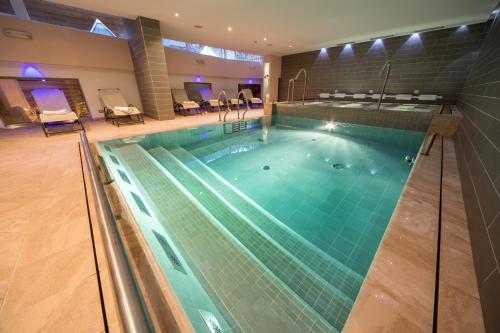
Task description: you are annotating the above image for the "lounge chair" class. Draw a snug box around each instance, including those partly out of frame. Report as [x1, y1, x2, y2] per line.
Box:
[32, 88, 85, 137]
[98, 88, 144, 127]
[395, 94, 413, 101]
[353, 93, 366, 99]
[318, 93, 331, 99]
[225, 89, 244, 107]
[199, 87, 220, 111]
[171, 89, 202, 116]
[242, 89, 263, 107]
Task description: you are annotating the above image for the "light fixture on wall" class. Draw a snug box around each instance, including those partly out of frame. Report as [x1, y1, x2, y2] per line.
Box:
[23, 64, 45, 78]
[195, 75, 202, 82]
[196, 59, 205, 64]
[3, 28, 32, 40]
[248, 79, 253, 84]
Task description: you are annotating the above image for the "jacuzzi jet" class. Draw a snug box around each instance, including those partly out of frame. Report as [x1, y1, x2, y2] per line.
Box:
[257, 138, 264, 142]
[312, 139, 316, 141]
[332, 163, 345, 170]
[262, 165, 270, 170]
[405, 155, 415, 166]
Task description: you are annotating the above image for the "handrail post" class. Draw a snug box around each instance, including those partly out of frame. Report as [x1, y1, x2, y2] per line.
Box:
[238, 90, 250, 119]
[287, 68, 307, 105]
[377, 61, 391, 111]
[217, 90, 231, 122]
[80, 132, 151, 333]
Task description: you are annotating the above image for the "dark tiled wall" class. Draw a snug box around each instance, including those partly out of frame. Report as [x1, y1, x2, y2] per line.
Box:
[455, 14, 500, 333]
[126, 17, 175, 120]
[0, 0, 14, 15]
[280, 23, 489, 104]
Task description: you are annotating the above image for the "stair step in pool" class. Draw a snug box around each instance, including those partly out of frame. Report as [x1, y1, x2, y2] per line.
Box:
[149, 146, 354, 329]
[169, 145, 364, 300]
[114, 143, 336, 333]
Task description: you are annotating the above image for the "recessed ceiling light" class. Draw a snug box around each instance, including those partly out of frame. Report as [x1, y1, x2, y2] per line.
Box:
[174, 12, 179, 17]
[289, 44, 293, 48]
[263, 37, 268, 41]
[227, 27, 232, 31]
[194, 25, 203, 29]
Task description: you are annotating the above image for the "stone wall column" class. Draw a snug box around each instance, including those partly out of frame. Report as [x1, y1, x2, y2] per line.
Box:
[127, 16, 174, 120]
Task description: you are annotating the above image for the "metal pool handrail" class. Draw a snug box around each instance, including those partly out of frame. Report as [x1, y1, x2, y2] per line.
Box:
[217, 90, 234, 122]
[377, 61, 391, 110]
[287, 68, 307, 105]
[237, 89, 250, 119]
[80, 131, 151, 333]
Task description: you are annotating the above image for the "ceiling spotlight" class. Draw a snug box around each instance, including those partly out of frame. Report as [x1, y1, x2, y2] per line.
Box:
[288, 44, 293, 48]
[174, 12, 179, 17]
[263, 37, 268, 41]
[227, 27, 232, 31]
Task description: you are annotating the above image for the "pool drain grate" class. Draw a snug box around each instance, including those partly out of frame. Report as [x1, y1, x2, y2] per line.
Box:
[262, 165, 270, 170]
[332, 163, 345, 170]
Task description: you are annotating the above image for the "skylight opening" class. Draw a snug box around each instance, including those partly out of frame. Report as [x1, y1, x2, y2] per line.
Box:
[90, 19, 116, 37]
[163, 38, 263, 63]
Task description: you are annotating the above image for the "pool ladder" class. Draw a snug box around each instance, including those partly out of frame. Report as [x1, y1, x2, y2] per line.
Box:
[217, 90, 236, 122]
[287, 68, 307, 105]
[224, 120, 247, 134]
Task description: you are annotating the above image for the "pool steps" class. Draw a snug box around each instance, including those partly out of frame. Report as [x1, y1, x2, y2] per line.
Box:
[115, 144, 339, 332]
[167, 145, 363, 299]
[114, 143, 337, 333]
[149, 146, 355, 329]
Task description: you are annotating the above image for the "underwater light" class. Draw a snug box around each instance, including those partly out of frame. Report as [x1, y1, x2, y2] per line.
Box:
[325, 122, 336, 130]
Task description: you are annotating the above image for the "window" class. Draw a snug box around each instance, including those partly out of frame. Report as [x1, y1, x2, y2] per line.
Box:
[90, 18, 116, 37]
[163, 38, 263, 63]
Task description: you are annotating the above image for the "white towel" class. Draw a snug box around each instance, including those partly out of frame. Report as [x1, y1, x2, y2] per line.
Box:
[395, 94, 413, 101]
[418, 95, 438, 101]
[114, 106, 136, 114]
[42, 109, 67, 115]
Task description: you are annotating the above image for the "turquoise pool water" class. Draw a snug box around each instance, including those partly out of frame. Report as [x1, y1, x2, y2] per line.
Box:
[99, 116, 424, 333]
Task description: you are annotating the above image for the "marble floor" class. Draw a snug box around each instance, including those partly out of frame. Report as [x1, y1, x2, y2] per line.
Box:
[0, 108, 483, 332]
[0, 109, 262, 332]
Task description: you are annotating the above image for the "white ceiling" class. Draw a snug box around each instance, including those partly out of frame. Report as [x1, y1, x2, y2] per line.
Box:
[50, 0, 497, 56]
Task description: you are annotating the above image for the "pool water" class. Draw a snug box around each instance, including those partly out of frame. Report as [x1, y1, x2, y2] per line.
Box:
[100, 116, 424, 333]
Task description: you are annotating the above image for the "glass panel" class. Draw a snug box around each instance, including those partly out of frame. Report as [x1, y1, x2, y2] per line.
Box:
[163, 38, 263, 62]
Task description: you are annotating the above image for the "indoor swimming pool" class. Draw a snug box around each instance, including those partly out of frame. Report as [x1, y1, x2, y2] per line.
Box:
[99, 116, 425, 333]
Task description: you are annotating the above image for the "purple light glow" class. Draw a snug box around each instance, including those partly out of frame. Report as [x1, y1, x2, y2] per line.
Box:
[248, 79, 253, 84]
[195, 75, 202, 82]
[23, 64, 45, 78]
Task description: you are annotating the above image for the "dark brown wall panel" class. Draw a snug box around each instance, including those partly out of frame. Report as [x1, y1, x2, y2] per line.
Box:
[455, 14, 500, 333]
[280, 23, 489, 104]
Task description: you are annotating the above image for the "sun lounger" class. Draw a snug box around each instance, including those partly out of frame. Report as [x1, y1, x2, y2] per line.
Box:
[32, 88, 85, 137]
[199, 87, 220, 111]
[98, 88, 145, 126]
[171, 89, 202, 115]
[242, 89, 263, 107]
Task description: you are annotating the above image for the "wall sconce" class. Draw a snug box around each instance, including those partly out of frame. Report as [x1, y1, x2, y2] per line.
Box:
[264, 74, 270, 79]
